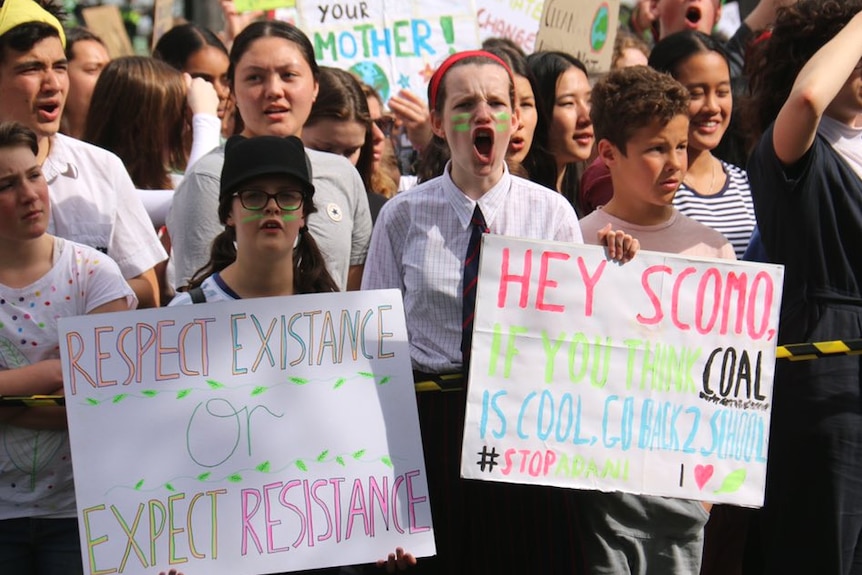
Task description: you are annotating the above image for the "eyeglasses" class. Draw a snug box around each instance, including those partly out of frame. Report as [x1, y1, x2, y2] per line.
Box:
[373, 115, 396, 137]
[234, 189, 304, 211]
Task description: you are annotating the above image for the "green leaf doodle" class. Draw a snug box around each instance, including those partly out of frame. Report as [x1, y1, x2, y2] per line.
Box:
[289, 376, 309, 386]
[714, 469, 747, 494]
[256, 461, 271, 473]
[206, 379, 225, 390]
[378, 376, 390, 385]
[296, 460, 308, 472]
[176, 389, 191, 399]
[352, 449, 366, 460]
[228, 474, 243, 483]
[197, 472, 211, 481]
[336, 456, 345, 466]
[142, 390, 158, 398]
[112, 394, 127, 404]
[317, 450, 329, 462]
[251, 386, 267, 396]
[134, 479, 144, 490]
[86, 398, 100, 406]
[381, 456, 393, 468]
[334, 378, 346, 389]
[166, 483, 175, 492]
[358, 371, 374, 378]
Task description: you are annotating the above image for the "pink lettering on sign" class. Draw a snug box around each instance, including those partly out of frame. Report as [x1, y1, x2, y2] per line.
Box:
[497, 248, 607, 316]
[637, 265, 776, 340]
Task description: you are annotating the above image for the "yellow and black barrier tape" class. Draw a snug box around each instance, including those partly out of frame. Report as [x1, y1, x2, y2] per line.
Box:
[0, 395, 66, 407]
[3, 342, 861, 405]
[775, 339, 862, 361]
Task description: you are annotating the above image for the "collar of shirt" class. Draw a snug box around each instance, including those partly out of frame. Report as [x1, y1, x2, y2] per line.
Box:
[42, 133, 79, 183]
[441, 161, 512, 232]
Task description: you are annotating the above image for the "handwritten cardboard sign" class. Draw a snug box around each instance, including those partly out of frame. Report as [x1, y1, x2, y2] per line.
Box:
[81, 5, 134, 58]
[59, 290, 434, 575]
[295, 0, 480, 102]
[534, 0, 619, 74]
[475, 0, 543, 54]
[461, 236, 784, 507]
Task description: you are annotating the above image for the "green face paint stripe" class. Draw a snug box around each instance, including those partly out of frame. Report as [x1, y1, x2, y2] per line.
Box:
[453, 124, 471, 132]
[493, 112, 511, 121]
[495, 123, 508, 132]
[452, 113, 470, 123]
[241, 213, 301, 223]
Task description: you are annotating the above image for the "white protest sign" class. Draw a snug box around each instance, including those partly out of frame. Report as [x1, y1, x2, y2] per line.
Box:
[295, 0, 480, 102]
[59, 289, 434, 575]
[475, 0, 543, 54]
[461, 236, 784, 507]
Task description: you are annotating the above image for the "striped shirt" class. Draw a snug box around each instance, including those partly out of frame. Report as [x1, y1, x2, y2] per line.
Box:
[361, 164, 583, 373]
[673, 161, 756, 258]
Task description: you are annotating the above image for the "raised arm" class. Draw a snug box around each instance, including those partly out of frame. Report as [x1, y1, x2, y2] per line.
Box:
[773, 10, 862, 165]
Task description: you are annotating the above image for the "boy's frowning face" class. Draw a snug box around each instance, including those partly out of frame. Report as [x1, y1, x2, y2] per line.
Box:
[600, 114, 689, 225]
[652, 0, 721, 39]
[0, 36, 68, 140]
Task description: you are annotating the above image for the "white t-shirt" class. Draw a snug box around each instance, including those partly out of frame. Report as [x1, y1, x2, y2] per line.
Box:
[0, 238, 136, 519]
[168, 272, 237, 306]
[42, 133, 168, 279]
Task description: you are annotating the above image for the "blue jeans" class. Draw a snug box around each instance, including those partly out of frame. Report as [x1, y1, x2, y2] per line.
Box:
[0, 517, 83, 575]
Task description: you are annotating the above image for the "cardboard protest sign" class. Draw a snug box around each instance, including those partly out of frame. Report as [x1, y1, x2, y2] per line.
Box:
[295, 0, 480, 102]
[461, 236, 784, 507]
[59, 290, 434, 575]
[475, 0, 543, 54]
[81, 5, 134, 58]
[151, 0, 176, 51]
[534, 0, 619, 74]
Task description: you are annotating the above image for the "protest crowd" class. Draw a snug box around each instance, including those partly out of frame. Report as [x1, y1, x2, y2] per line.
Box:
[0, 0, 861, 573]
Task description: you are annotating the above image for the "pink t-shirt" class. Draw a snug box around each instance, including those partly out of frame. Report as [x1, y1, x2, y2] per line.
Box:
[579, 207, 736, 260]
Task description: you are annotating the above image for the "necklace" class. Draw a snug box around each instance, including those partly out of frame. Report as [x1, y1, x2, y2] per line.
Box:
[686, 158, 717, 195]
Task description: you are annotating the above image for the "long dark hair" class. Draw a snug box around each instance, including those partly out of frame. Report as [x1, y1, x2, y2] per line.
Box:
[153, 23, 227, 70]
[744, 0, 862, 149]
[649, 30, 729, 78]
[526, 51, 589, 205]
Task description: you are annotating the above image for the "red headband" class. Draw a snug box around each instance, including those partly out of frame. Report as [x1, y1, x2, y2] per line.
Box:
[428, 50, 515, 111]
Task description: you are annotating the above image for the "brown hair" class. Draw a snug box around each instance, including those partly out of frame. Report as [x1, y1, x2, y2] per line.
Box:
[84, 56, 187, 189]
[612, 30, 650, 70]
[744, 0, 862, 149]
[306, 67, 374, 191]
[0, 120, 38, 154]
[591, 65, 690, 155]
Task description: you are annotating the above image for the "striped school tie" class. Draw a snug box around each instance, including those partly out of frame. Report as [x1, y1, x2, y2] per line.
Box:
[461, 204, 489, 375]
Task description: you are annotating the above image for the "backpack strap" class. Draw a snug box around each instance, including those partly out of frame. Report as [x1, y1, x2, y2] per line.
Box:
[188, 286, 206, 304]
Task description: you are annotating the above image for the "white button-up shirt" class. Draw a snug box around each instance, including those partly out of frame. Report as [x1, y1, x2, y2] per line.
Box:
[362, 165, 583, 373]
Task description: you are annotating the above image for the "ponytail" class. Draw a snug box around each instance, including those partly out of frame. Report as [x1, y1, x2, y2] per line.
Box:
[186, 227, 237, 289]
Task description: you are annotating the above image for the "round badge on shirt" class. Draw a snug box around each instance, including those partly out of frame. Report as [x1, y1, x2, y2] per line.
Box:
[326, 203, 343, 222]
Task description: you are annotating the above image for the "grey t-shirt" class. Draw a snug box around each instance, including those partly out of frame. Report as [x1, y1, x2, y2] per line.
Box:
[167, 146, 371, 290]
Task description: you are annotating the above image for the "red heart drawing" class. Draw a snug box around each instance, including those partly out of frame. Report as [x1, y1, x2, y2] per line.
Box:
[694, 464, 714, 490]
